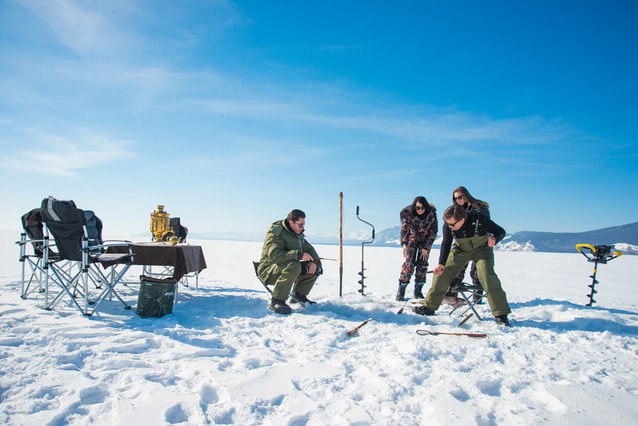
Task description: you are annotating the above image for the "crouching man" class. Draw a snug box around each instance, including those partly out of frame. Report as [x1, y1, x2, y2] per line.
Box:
[258, 209, 322, 315]
[413, 204, 512, 326]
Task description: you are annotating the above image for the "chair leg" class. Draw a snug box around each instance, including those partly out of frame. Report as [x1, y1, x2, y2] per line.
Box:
[46, 265, 87, 314]
[86, 264, 132, 314]
[448, 283, 483, 321]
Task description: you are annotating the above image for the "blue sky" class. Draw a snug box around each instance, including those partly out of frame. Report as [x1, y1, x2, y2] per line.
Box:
[1, 0, 637, 240]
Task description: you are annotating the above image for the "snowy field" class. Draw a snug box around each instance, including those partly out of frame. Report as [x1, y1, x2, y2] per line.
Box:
[1, 229, 638, 425]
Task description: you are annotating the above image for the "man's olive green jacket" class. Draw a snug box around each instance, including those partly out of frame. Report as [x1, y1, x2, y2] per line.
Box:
[259, 220, 320, 267]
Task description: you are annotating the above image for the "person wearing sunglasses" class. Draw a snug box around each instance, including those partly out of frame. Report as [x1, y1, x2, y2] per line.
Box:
[396, 196, 438, 301]
[414, 203, 511, 326]
[445, 186, 491, 304]
[258, 209, 322, 315]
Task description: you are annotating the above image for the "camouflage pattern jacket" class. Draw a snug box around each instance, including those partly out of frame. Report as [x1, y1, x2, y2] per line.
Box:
[399, 204, 438, 251]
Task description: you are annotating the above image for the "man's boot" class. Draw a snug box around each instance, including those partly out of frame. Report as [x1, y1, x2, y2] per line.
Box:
[413, 305, 435, 315]
[268, 297, 292, 315]
[495, 315, 511, 327]
[414, 282, 425, 299]
[396, 282, 408, 301]
[293, 291, 316, 305]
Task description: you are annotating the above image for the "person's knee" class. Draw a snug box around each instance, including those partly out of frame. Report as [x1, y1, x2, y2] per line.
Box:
[281, 261, 302, 278]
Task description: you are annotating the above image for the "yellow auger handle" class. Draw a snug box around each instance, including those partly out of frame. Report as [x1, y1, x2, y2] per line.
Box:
[576, 244, 623, 258]
[576, 244, 595, 254]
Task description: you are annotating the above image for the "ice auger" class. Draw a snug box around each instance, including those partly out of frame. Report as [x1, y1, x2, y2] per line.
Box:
[576, 244, 622, 306]
[356, 206, 375, 296]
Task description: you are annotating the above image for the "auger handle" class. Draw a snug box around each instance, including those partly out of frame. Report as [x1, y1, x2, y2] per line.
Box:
[576, 243, 595, 254]
[576, 244, 623, 260]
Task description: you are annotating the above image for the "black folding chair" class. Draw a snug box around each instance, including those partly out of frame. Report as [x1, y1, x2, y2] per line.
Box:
[16, 208, 65, 299]
[253, 261, 273, 295]
[448, 281, 486, 320]
[40, 196, 135, 316]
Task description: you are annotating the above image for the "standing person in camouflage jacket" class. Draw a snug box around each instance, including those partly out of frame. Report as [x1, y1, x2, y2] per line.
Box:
[396, 196, 438, 301]
[258, 209, 322, 315]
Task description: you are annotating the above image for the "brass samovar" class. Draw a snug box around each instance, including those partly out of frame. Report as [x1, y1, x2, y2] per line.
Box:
[150, 205, 170, 242]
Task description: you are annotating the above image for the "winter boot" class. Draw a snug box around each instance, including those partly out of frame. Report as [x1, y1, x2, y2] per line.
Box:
[413, 305, 435, 316]
[495, 315, 511, 327]
[293, 291, 316, 305]
[396, 282, 408, 301]
[414, 282, 425, 299]
[268, 297, 292, 315]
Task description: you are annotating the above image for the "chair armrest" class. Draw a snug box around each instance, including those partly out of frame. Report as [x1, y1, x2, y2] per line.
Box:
[16, 238, 48, 245]
[91, 241, 135, 262]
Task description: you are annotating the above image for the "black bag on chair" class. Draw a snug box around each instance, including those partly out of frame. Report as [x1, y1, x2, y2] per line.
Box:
[40, 196, 85, 261]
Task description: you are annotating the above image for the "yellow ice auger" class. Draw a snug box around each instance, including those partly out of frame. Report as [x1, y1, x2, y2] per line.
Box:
[576, 244, 622, 306]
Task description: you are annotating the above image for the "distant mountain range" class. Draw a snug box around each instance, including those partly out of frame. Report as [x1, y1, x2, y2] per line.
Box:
[189, 221, 638, 255]
[371, 222, 638, 255]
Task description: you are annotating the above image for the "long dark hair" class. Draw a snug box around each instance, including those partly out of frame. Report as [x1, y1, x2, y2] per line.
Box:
[452, 186, 489, 210]
[411, 196, 430, 216]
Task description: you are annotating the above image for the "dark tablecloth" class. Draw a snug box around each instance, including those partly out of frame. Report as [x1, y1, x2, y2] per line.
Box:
[105, 243, 207, 281]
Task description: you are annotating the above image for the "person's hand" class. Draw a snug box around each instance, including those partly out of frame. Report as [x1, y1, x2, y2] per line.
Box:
[419, 249, 429, 261]
[433, 264, 445, 275]
[302, 252, 314, 262]
[488, 235, 496, 247]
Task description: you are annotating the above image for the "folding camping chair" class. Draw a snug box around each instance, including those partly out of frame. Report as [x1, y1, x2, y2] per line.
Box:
[447, 281, 486, 321]
[40, 196, 135, 316]
[16, 208, 66, 299]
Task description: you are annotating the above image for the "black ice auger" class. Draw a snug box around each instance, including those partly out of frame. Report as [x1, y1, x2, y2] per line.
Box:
[356, 206, 375, 296]
[576, 244, 622, 306]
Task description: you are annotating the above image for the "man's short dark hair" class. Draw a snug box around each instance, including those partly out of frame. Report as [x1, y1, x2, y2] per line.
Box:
[443, 204, 468, 222]
[287, 209, 306, 222]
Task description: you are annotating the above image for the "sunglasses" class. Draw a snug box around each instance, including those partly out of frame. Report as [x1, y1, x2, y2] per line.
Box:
[415, 205, 426, 211]
[454, 195, 465, 201]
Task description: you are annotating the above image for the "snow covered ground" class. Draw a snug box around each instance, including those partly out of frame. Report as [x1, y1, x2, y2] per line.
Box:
[1, 230, 638, 425]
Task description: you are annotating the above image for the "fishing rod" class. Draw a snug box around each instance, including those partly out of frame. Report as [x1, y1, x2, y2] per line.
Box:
[416, 329, 487, 338]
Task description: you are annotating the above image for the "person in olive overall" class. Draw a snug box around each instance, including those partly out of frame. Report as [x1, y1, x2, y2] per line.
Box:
[444, 186, 491, 304]
[414, 204, 512, 326]
[258, 209, 322, 315]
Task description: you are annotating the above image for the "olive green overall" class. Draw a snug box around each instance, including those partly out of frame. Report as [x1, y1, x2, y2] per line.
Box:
[424, 234, 511, 317]
[258, 262, 318, 301]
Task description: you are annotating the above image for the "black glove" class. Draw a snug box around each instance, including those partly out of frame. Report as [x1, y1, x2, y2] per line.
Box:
[301, 261, 323, 276]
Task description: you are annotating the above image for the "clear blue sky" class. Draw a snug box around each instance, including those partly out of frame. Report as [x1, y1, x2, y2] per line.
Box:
[1, 0, 637, 240]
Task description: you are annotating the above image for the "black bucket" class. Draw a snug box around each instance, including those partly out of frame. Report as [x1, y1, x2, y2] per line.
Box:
[137, 275, 177, 318]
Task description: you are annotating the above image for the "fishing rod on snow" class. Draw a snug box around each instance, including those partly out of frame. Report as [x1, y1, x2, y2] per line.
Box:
[356, 206, 375, 296]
